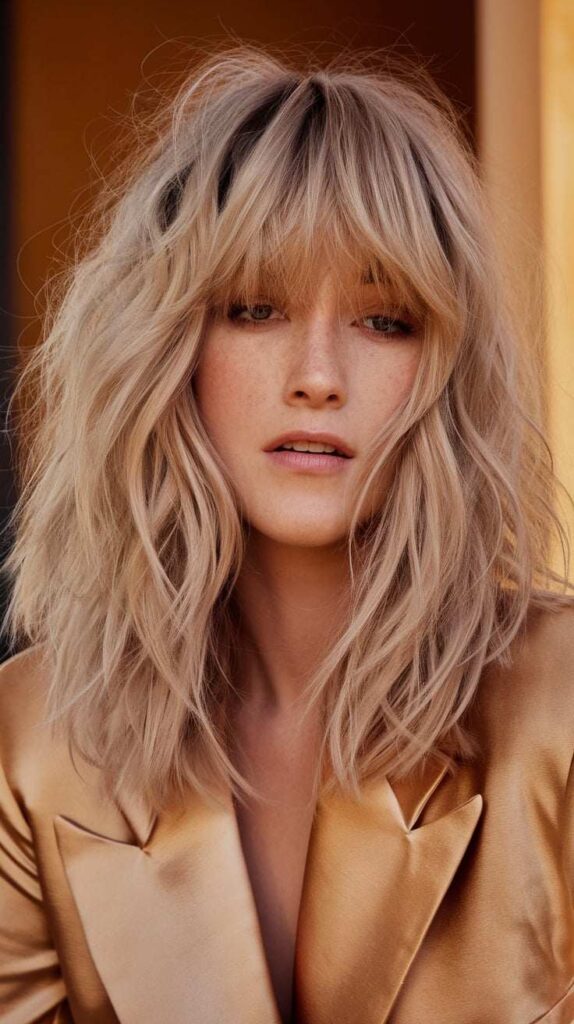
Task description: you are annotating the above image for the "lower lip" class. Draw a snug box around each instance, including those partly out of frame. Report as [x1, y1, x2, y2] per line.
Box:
[264, 450, 352, 474]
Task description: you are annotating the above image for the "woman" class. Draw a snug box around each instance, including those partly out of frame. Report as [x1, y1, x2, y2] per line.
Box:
[0, 43, 573, 1024]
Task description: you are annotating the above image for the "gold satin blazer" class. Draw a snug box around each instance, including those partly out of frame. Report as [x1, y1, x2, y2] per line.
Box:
[1, 601, 574, 1024]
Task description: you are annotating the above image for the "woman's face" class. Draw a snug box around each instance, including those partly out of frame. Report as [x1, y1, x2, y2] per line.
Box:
[193, 271, 423, 548]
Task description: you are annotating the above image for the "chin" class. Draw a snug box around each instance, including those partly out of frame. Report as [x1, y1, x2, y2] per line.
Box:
[246, 516, 350, 549]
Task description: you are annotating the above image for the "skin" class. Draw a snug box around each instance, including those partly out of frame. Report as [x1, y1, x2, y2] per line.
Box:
[193, 268, 423, 1023]
[194, 269, 423, 706]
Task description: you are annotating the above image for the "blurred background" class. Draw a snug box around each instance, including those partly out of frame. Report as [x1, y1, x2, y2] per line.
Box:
[0, 0, 572, 658]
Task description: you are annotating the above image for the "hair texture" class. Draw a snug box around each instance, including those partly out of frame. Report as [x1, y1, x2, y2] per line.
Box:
[3, 43, 574, 815]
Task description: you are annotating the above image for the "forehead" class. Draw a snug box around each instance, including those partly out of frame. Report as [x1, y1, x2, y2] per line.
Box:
[291, 268, 408, 310]
[208, 243, 420, 314]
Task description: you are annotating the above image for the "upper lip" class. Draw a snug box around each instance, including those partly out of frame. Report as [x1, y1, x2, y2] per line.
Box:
[263, 430, 355, 458]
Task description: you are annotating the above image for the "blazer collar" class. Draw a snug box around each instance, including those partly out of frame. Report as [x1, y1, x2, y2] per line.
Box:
[53, 759, 483, 1024]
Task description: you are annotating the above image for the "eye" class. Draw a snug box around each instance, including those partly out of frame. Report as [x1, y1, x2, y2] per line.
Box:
[227, 303, 284, 325]
[360, 313, 416, 337]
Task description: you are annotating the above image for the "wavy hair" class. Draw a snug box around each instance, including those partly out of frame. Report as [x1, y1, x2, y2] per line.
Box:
[3, 44, 573, 814]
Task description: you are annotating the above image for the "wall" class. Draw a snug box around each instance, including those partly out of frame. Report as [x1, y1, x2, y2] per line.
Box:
[477, 0, 574, 574]
[542, 0, 574, 562]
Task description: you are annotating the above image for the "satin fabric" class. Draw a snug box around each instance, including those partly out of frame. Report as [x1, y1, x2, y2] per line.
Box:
[0, 601, 573, 1024]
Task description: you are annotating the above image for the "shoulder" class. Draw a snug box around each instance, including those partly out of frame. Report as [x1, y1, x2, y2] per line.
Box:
[0, 643, 64, 788]
[473, 597, 574, 774]
[502, 597, 574, 715]
[515, 595, 574, 666]
[0, 644, 51, 741]
[0, 643, 127, 840]
[482, 596, 574, 701]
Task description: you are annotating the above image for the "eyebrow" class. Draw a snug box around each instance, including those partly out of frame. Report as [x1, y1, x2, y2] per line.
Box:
[360, 265, 391, 287]
[359, 267, 406, 305]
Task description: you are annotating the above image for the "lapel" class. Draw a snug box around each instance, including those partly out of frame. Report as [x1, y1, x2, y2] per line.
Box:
[53, 759, 483, 1024]
[53, 783, 281, 1024]
[293, 762, 483, 1023]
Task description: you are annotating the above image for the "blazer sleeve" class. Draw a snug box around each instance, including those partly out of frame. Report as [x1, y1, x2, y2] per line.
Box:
[0, 754, 70, 1023]
[566, 747, 574, 908]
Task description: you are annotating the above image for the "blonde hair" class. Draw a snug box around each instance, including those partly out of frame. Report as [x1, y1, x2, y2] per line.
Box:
[3, 43, 573, 814]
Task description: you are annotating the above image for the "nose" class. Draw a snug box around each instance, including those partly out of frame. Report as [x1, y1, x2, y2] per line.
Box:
[283, 317, 348, 410]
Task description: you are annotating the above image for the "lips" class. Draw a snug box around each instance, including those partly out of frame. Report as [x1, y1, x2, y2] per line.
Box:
[263, 431, 355, 458]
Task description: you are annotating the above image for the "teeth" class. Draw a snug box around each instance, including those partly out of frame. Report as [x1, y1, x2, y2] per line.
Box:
[280, 442, 338, 454]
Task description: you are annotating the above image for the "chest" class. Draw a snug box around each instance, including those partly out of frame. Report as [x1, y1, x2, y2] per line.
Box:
[230, 710, 322, 1024]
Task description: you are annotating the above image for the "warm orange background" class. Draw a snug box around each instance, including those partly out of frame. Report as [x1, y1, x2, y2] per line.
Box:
[477, 0, 574, 570]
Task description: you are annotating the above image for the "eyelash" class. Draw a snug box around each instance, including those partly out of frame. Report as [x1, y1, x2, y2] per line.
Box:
[226, 302, 416, 337]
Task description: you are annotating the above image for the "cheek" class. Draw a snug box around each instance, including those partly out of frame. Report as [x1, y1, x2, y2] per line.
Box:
[193, 338, 266, 450]
[363, 345, 422, 421]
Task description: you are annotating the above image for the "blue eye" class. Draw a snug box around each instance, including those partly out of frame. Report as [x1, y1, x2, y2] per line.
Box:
[362, 315, 415, 336]
[227, 303, 279, 323]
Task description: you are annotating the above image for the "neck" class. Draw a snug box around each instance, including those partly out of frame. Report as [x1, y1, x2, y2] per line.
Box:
[231, 531, 352, 713]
